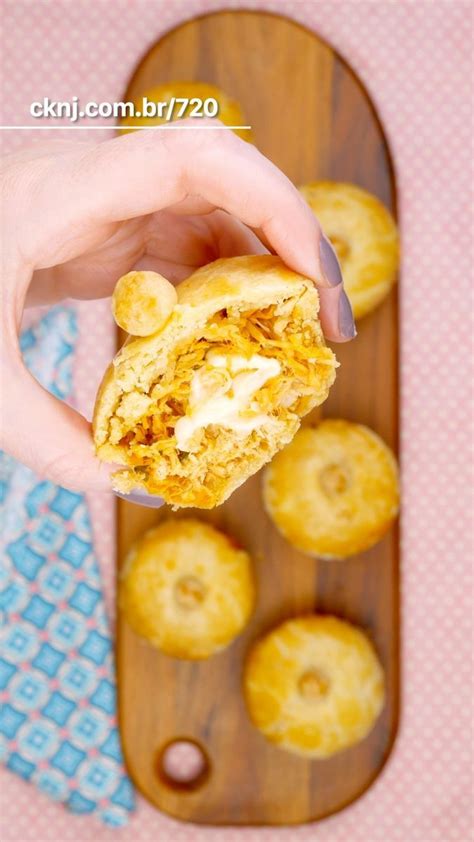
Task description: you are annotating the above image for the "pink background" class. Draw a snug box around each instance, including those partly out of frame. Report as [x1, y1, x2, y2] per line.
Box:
[1, 1, 472, 840]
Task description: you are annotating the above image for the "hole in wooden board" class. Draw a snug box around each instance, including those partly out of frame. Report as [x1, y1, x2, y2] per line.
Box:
[156, 739, 210, 792]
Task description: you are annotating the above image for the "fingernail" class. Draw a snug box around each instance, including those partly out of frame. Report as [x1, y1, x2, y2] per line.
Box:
[114, 490, 165, 509]
[319, 235, 343, 287]
[338, 289, 357, 339]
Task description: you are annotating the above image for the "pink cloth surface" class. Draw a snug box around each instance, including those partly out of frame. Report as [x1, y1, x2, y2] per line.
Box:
[1, 1, 472, 840]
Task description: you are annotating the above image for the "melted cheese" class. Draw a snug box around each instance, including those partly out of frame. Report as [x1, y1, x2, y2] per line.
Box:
[175, 351, 281, 451]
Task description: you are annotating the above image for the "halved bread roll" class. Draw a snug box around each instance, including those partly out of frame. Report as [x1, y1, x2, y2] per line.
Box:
[93, 255, 337, 508]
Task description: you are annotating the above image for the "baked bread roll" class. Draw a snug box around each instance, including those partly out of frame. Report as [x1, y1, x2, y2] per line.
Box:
[112, 270, 177, 336]
[120, 519, 254, 659]
[120, 81, 253, 141]
[244, 615, 385, 758]
[263, 419, 399, 559]
[299, 181, 399, 320]
[93, 255, 337, 508]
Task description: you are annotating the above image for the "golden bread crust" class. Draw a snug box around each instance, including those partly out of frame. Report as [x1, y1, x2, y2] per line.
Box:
[244, 615, 385, 758]
[112, 270, 177, 336]
[263, 419, 399, 559]
[120, 519, 254, 659]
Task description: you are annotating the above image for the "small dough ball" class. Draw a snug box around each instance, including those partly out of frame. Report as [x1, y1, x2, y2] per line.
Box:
[244, 615, 385, 758]
[120, 519, 255, 659]
[300, 181, 399, 320]
[112, 270, 177, 336]
[263, 420, 399, 559]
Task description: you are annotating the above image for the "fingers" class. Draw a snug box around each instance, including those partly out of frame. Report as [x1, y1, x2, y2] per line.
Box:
[27, 209, 267, 305]
[133, 212, 266, 281]
[317, 285, 357, 343]
[2, 356, 114, 492]
[205, 209, 268, 258]
[140, 211, 267, 281]
[174, 126, 325, 281]
[79, 125, 352, 339]
[26, 217, 147, 306]
[14, 126, 354, 340]
[16, 124, 322, 278]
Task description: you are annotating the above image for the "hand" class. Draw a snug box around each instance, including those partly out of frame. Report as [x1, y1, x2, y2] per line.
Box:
[1, 123, 354, 492]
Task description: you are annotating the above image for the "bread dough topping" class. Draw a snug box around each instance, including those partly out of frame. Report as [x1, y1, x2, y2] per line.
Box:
[175, 351, 281, 451]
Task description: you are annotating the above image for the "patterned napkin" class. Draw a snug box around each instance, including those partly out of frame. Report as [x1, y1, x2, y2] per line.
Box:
[0, 307, 135, 827]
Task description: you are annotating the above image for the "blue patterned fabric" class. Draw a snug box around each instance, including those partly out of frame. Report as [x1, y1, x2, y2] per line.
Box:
[0, 307, 135, 827]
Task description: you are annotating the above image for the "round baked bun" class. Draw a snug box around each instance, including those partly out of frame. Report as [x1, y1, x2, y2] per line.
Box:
[263, 419, 399, 559]
[243, 615, 385, 758]
[120, 519, 254, 659]
[300, 181, 399, 320]
[112, 270, 177, 336]
[93, 255, 338, 509]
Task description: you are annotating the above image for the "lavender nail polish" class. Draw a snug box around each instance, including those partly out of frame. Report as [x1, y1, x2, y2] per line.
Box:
[319, 235, 343, 287]
[338, 289, 357, 339]
[114, 490, 165, 509]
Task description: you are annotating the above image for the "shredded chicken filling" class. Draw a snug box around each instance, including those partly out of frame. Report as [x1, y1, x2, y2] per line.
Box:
[109, 302, 336, 499]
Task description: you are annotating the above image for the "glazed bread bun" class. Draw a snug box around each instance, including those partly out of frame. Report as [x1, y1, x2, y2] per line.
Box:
[263, 419, 399, 559]
[93, 255, 337, 509]
[120, 519, 254, 659]
[120, 80, 252, 141]
[244, 615, 385, 758]
[299, 181, 399, 320]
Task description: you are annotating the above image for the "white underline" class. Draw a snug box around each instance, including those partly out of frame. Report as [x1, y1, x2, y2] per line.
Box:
[0, 125, 252, 131]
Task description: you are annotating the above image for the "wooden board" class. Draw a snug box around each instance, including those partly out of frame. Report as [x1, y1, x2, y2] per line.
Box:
[116, 10, 399, 826]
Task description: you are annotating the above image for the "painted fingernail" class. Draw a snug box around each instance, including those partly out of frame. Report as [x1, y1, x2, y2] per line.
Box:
[114, 490, 165, 509]
[319, 235, 343, 287]
[338, 289, 357, 339]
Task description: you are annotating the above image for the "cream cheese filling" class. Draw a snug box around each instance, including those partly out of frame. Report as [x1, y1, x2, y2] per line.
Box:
[174, 351, 281, 452]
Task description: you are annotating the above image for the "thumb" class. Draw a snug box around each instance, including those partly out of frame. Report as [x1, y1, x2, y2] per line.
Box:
[2, 355, 114, 492]
[1, 249, 114, 492]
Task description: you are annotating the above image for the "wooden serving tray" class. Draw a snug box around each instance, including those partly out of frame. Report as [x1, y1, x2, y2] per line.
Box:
[116, 10, 399, 826]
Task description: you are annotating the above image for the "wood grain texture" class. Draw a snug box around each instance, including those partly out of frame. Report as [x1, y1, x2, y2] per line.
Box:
[116, 10, 400, 826]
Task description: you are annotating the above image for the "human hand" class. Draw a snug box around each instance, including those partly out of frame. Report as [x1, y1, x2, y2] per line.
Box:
[1, 124, 354, 492]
